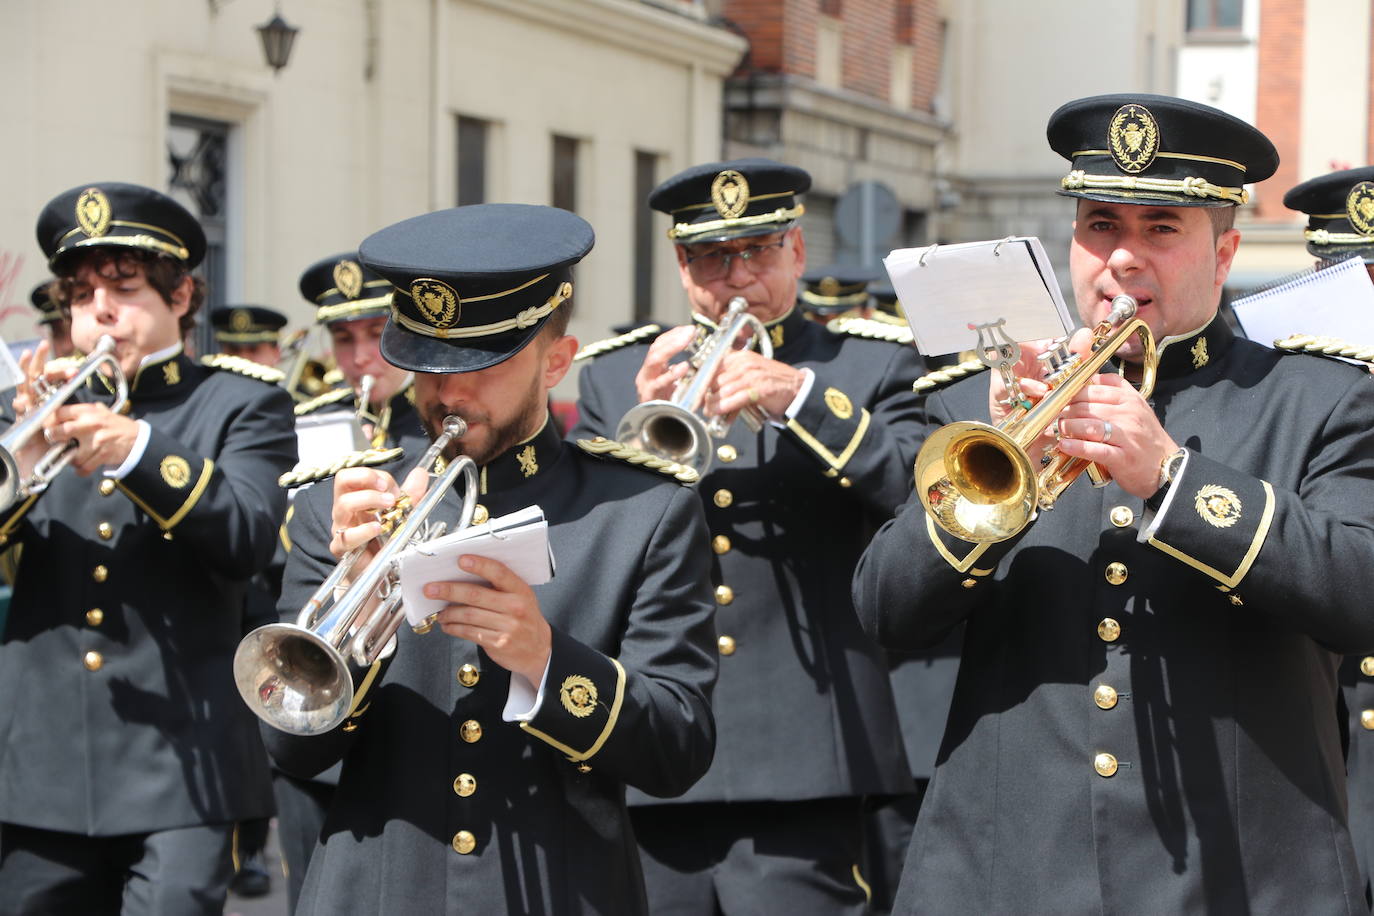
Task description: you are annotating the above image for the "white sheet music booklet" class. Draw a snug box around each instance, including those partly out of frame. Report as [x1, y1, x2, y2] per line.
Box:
[884, 237, 1075, 357]
[396, 505, 555, 628]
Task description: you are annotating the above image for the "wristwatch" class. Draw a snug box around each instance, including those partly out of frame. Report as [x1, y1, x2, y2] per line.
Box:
[1157, 447, 1187, 491]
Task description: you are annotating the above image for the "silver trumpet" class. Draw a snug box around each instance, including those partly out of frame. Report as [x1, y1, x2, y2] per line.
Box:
[0, 335, 128, 511]
[615, 296, 772, 476]
[233, 416, 479, 736]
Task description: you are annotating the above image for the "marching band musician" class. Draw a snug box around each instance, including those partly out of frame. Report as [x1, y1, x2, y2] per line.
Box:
[1283, 164, 1374, 908]
[854, 95, 1374, 913]
[572, 158, 924, 914]
[210, 304, 289, 368]
[264, 203, 718, 915]
[294, 253, 424, 449]
[0, 182, 297, 913]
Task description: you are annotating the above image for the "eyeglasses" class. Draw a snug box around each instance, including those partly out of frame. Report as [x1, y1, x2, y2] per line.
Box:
[684, 237, 789, 281]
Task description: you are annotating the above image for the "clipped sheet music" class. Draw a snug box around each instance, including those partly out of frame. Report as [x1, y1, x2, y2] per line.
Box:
[1231, 256, 1374, 356]
[885, 237, 1075, 357]
[395, 505, 555, 627]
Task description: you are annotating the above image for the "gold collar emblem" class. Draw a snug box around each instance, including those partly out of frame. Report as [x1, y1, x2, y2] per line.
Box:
[559, 675, 598, 718]
[710, 169, 750, 219]
[824, 387, 853, 419]
[230, 309, 251, 332]
[1190, 337, 1209, 369]
[770, 324, 784, 349]
[334, 259, 364, 300]
[1347, 181, 1374, 236]
[75, 187, 112, 238]
[1195, 484, 1242, 528]
[410, 278, 460, 329]
[1108, 104, 1160, 175]
[517, 444, 538, 477]
[163, 361, 181, 386]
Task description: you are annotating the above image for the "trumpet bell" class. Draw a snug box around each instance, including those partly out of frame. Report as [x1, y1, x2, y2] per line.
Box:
[233, 623, 355, 736]
[915, 421, 1038, 544]
[616, 401, 714, 474]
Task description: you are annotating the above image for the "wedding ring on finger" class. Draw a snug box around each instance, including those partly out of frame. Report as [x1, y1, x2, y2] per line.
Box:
[748, 387, 760, 405]
[1102, 420, 1114, 443]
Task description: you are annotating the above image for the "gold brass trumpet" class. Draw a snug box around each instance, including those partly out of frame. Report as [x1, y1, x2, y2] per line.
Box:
[0, 335, 128, 512]
[616, 296, 772, 476]
[914, 295, 1157, 543]
[233, 416, 479, 736]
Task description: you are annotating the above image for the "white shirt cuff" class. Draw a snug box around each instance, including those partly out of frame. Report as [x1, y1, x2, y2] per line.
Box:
[502, 656, 551, 722]
[1140, 449, 1191, 541]
[771, 367, 816, 427]
[105, 420, 151, 480]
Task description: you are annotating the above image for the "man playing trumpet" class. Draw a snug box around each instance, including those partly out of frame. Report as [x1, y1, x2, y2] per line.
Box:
[854, 94, 1374, 913]
[264, 203, 718, 915]
[0, 182, 297, 913]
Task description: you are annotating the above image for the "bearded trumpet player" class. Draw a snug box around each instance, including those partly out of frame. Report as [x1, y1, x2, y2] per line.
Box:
[0, 183, 297, 915]
[264, 204, 717, 915]
[855, 95, 1374, 914]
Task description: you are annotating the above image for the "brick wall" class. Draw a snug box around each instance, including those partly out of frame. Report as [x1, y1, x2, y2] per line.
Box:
[1255, 0, 1303, 220]
[724, 0, 944, 113]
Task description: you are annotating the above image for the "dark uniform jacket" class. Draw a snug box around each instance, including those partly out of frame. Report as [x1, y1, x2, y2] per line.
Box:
[572, 307, 922, 804]
[854, 318, 1374, 914]
[1341, 655, 1374, 902]
[266, 419, 718, 915]
[0, 348, 296, 835]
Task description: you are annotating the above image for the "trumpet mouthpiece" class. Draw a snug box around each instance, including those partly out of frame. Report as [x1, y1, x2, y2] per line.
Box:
[1109, 295, 1138, 321]
[440, 416, 467, 438]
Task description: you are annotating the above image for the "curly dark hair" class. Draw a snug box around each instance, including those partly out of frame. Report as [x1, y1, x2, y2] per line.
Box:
[49, 248, 205, 336]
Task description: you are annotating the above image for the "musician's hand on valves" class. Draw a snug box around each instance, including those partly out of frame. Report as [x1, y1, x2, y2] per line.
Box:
[427, 556, 552, 688]
[712, 349, 803, 421]
[988, 333, 1069, 457]
[329, 465, 428, 564]
[1054, 372, 1178, 499]
[43, 403, 140, 476]
[634, 325, 697, 404]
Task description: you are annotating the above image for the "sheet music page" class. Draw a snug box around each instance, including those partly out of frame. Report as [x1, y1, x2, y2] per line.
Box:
[396, 505, 554, 627]
[885, 237, 1075, 357]
[1231, 256, 1374, 351]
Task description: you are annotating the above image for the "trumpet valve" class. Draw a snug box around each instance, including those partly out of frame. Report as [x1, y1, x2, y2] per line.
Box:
[412, 614, 438, 635]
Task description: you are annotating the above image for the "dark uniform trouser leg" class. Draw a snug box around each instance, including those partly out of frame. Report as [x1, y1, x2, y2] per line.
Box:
[632, 799, 871, 916]
[272, 771, 335, 914]
[0, 822, 233, 916]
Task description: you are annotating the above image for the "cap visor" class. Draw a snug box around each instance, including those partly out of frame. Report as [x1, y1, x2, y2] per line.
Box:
[380, 316, 546, 374]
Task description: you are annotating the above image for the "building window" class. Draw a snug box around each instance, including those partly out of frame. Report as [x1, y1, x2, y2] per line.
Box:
[456, 116, 489, 206]
[552, 135, 579, 213]
[1187, 0, 1242, 32]
[633, 150, 657, 322]
[817, 15, 843, 88]
[167, 113, 230, 357]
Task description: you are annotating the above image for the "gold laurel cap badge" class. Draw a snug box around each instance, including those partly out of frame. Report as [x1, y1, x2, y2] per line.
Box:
[824, 387, 853, 420]
[160, 455, 192, 489]
[230, 309, 251, 332]
[818, 276, 840, 297]
[410, 278, 461, 329]
[1195, 484, 1242, 528]
[710, 169, 750, 220]
[75, 187, 112, 238]
[559, 675, 598, 718]
[334, 259, 364, 300]
[1347, 181, 1374, 237]
[1108, 104, 1160, 175]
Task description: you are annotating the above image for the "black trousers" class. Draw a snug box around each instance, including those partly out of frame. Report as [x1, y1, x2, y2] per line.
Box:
[0, 822, 233, 916]
[631, 798, 871, 915]
[271, 771, 335, 914]
[860, 780, 928, 914]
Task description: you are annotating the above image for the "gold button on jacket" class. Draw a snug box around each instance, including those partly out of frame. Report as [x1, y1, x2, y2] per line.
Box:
[472, 505, 490, 525]
[1094, 753, 1119, 777]
[1109, 506, 1134, 528]
[718, 635, 737, 656]
[86, 608, 104, 627]
[1362, 710, 1374, 731]
[717, 444, 738, 463]
[1362, 657, 1374, 678]
[92, 565, 108, 583]
[460, 720, 482, 743]
[714, 585, 734, 606]
[453, 773, 477, 797]
[1104, 562, 1128, 586]
[97, 521, 114, 540]
[457, 664, 480, 688]
[1093, 685, 1119, 709]
[451, 831, 476, 854]
[711, 535, 731, 555]
[83, 651, 103, 671]
[98, 478, 116, 496]
[712, 489, 733, 509]
[1097, 618, 1121, 642]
